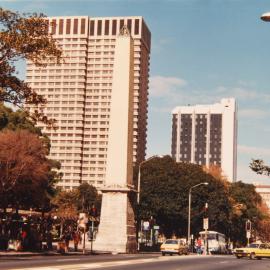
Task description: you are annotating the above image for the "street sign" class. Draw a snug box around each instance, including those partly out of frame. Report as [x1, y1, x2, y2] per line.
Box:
[203, 218, 209, 230]
[143, 221, 150, 230]
[78, 213, 88, 228]
[246, 231, 251, 238]
[153, 225, 160, 230]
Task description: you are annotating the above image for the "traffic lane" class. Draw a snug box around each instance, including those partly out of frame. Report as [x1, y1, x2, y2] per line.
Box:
[0, 253, 159, 270]
[81, 256, 270, 270]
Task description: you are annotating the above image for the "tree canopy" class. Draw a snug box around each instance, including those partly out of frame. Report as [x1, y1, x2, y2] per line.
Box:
[137, 156, 265, 245]
[51, 183, 101, 218]
[0, 8, 62, 125]
[0, 129, 54, 210]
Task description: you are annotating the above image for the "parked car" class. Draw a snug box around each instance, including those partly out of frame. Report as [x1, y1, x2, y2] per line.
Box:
[234, 243, 270, 259]
[160, 239, 189, 256]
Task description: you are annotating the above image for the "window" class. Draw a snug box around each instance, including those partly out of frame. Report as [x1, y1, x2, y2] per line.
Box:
[81, 18, 86, 34]
[97, 20, 102, 35]
[105, 20, 110, 35]
[59, 19, 64, 34]
[73, 18, 78, 34]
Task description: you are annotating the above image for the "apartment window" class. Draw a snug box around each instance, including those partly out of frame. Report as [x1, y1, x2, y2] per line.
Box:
[73, 18, 78, 34]
[135, 19, 140, 35]
[105, 20, 110, 35]
[127, 19, 132, 33]
[97, 20, 102, 36]
[81, 18, 86, 34]
[112, 20, 117, 35]
[59, 19, 64, 34]
[66, 19, 71, 34]
[120, 19, 124, 31]
[51, 19, 57, 35]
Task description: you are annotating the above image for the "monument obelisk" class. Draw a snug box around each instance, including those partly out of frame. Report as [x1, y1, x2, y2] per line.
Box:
[94, 26, 137, 253]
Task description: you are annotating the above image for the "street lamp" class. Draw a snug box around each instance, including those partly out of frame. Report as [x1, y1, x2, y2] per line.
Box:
[187, 182, 208, 247]
[136, 155, 163, 251]
[261, 12, 270, 22]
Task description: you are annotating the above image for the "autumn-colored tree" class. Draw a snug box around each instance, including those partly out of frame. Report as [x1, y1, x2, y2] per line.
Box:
[0, 129, 54, 209]
[51, 189, 79, 219]
[51, 183, 100, 218]
[0, 8, 62, 124]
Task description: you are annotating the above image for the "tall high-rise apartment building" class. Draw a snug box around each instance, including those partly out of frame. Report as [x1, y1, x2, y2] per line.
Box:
[171, 98, 237, 182]
[26, 16, 151, 189]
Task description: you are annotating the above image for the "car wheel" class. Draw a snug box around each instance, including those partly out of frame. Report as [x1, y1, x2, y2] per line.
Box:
[170, 253, 173, 256]
[250, 253, 256, 260]
[256, 257, 262, 260]
[162, 252, 165, 256]
[236, 255, 242, 259]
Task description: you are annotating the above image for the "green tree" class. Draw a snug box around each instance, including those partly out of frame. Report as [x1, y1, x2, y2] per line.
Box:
[138, 156, 231, 238]
[138, 156, 265, 245]
[77, 183, 101, 213]
[0, 8, 62, 125]
[228, 181, 263, 245]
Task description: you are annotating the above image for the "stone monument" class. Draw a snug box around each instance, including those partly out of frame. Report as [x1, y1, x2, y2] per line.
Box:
[94, 26, 137, 253]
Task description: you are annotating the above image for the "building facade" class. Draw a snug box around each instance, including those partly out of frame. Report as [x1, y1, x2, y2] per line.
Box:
[255, 185, 270, 211]
[26, 16, 151, 189]
[171, 98, 237, 182]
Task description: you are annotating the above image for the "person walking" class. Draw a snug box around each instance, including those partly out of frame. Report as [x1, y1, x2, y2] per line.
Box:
[72, 230, 81, 252]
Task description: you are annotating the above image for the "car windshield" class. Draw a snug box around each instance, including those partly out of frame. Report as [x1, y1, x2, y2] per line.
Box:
[165, 240, 178, 244]
[248, 243, 259, 248]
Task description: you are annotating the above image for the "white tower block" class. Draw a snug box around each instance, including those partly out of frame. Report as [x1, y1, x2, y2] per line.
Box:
[94, 26, 136, 253]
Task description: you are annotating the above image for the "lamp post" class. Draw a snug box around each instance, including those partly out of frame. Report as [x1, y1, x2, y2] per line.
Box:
[136, 155, 163, 251]
[261, 12, 270, 22]
[187, 182, 208, 248]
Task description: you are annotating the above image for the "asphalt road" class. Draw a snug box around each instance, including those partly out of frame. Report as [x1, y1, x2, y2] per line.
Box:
[1, 254, 270, 270]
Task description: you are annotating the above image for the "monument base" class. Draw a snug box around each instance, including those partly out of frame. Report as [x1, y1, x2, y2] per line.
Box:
[94, 191, 137, 253]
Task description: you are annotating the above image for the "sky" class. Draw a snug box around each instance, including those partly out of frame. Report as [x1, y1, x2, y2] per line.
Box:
[1, 0, 270, 184]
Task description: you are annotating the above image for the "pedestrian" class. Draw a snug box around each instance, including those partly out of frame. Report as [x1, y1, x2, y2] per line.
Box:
[63, 230, 71, 252]
[196, 238, 202, 255]
[72, 230, 81, 252]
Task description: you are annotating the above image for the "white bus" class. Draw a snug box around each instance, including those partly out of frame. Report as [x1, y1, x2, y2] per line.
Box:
[199, 231, 227, 254]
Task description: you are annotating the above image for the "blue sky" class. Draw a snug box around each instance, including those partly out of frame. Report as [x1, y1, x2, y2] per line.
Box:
[2, 0, 270, 184]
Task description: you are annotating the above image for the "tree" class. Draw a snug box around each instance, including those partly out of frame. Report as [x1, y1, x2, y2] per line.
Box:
[0, 8, 62, 125]
[138, 156, 231, 238]
[137, 156, 266, 245]
[51, 189, 78, 219]
[0, 129, 55, 209]
[250, 159, 270, 176]
[77, 183, 101, 213]
[228, 181, 263, 245]
[51, 183, 101, 218]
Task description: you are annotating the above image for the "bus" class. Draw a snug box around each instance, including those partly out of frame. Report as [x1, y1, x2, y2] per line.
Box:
[199, 231, 227, 254]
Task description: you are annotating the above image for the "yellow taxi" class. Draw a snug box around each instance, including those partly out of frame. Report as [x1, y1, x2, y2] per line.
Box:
[234, 243, 270, 259]
[160, 239, 189, 256]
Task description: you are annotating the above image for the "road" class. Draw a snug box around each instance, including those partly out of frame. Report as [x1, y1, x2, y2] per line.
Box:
[1, 254, 270, 270]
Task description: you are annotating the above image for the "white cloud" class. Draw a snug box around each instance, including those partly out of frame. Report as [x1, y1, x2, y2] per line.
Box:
[238, 145, 270, 158]
[149, 75, 187, 97]
[239, 108, 270, 119]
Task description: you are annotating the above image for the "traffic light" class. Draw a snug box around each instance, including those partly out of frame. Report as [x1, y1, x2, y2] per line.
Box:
[89, 205, 97, 217]
[203, 202, 208, 218]
[246, 220, 252, 231]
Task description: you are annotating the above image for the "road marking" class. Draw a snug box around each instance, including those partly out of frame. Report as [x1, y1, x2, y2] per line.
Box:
[56, 259, 80, 262]
[11, 255, 228, 270]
